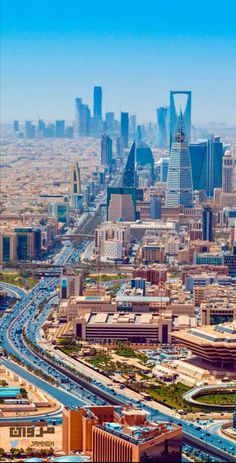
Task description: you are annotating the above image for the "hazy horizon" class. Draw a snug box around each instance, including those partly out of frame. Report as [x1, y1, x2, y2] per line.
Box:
[2, 0, 236, 124]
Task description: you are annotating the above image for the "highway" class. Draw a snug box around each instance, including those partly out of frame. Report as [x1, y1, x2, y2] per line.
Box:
[0, 242, 236, 461]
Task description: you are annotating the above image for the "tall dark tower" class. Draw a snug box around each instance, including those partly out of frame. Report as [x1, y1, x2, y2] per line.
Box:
[101, 134, 113, 166]
[202, 206, 213, 242]
[122, 142, 136, 188]
[121, 112, 129, 148]
[93, 86, 102, 119]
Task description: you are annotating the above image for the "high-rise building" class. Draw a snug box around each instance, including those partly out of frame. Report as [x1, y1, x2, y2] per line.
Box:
[156, 106, 168, 147]
[93, 86, 102, 119]
[170, 91, 191, 148]
[189, 141, 208, 191]
[116, 137, 124, 157]
[75, 98, 91, 136]
[130, 114, 137, 139]
[107, 187, 136, 222]
[207, 135, 224, 197]
[137, 125, 142, 141]
[150, 195, 161, 219]
[222, 150, 234, 193]
[60, 267, 83, 299]
[122, 142, 136, 188]
[159, 158, 169, 182]
[136, 141, 154, 181]
[202, 206, 213, 242]
[13, 120, 19, 133]
[165, 112, 193, 208]
[71, 162, 81, 195]
[105, 112, 115, 137]
[25, 121, 35, 139]
[121, 112, 129, 148]
[55, 120, 65, 138]
[101, 134, 113, 166]
[75, 97, 82, 135]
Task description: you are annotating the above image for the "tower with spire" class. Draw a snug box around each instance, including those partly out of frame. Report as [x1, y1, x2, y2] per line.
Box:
[165, 111, 193, 208]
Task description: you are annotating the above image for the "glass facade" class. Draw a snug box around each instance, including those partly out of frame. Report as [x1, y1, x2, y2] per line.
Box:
[140, 436, 182, 462]
[17, 235, 28, 260]
[122, 142, 136, 188]
[170, 91, 191, 148]
[156, 106, 168, 147]
[136, 141, 154, 180]
[3, 237, 10, 262]
[121, 112, 129, 148]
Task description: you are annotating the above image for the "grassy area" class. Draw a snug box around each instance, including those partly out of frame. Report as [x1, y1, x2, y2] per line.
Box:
[61, 346, 82, 354]
[196, 392, 235, 405]
[114, 346, 147, 363]
[86, 350, 140, 376]
[0, 271, 37, 290]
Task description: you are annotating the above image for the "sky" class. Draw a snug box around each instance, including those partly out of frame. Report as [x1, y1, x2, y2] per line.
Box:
[1, 0, 236, 124]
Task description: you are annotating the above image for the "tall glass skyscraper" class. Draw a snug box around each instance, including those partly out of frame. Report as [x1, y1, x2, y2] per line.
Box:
[120, 112, 129, 148]
[122, 142, 136, 188]
[93, 86, 102, 119]
[136, 141, 154, 180]
[165, 112, 193, 208]
[101, 134, 113, 166]
[156, 106, 168, 147]
[170, 91, 191, 148]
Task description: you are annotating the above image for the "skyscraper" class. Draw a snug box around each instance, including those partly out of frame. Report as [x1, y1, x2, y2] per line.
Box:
[55, 120, 65, 138]
[156, 106, 168, 147]
[101, 134, 113, 166]
[105, 112, 115, 137]
[202, 206, 213, 241]
[75, 97, 82, 135]
[25, 121, 35, 139]
[122, 142, 136, 188]
[222, 150, 234, 193]
[107, 187, 136, 222]
[165, 112, 193, 208]
[93, 86, 102, 119]
[130, 114, 137, 139]
[71, 162, 81, 195]
[207, 135, 224, 196]
[121, 112, 129, 148]
[170, 91, 191, 148]
[136, 141, 154, 181]
[13, 120, 19, 132]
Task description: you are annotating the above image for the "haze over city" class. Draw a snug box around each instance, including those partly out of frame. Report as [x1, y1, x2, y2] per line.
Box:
[2, 0, 236, 123]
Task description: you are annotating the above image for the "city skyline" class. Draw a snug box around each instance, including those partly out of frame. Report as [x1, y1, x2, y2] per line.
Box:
[2, 0, 236, 123]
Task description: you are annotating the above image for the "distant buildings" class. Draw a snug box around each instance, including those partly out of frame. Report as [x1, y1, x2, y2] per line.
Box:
[120, 112, 129, 148]
[55, 120, 65, 138]
[101, 134, 113, 166]
[156, 106, 168, 147]
[165, 112, 193, 208]
[93, 86, 102, 119]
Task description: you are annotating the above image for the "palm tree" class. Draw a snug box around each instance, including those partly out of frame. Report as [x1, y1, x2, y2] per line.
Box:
[0, 448, 5, 456]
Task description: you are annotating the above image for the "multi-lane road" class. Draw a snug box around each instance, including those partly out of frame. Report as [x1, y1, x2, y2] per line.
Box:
[0, 241, 236, 461]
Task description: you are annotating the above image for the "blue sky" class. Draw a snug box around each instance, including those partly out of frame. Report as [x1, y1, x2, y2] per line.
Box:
[2, 0, 236, 123]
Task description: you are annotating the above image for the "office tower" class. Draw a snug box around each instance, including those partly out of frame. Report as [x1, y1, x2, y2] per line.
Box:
[121, 112, 129, 148]
[48, 202, 69, 224]
[122, 142, 136, 188]
[107, 187, 136, 221]
[137, 125, 142, 141]
[222, 150, 234, 193]
[165, 111, 193, 208]
[130, 114, 137, 139]
[93, 86, 102, 119]
[170, 91, 191, 148]
[105, 112, 115, 137]
[55, 120, 65, 138]
[25, 121, 35, 139]
[101, 134, 113, 166]
[159, 158, 169, 182]
[202, 206, 213, 241]
[80, 104, 90, 136]
[13, 120, 19, 132]
[65, 126, 74, 138]
[150, 195, 161, 219]
[156, 106, 168, 147]
[44, 123, 55, 138]
[71, 162, 81, 195]
[60, 267, 83, 299]
[116, 137, 124, 157]
[75, 97, 82, 134]
[189, 141, 208, 191]
[207, 135, 224, 196]
[136, 141, 154, 181]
